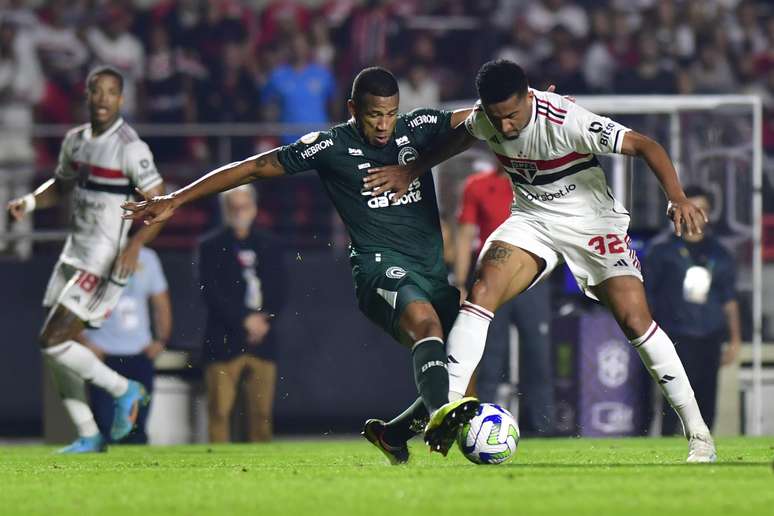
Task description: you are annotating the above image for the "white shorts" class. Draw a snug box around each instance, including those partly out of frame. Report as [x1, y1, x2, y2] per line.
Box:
[42, 260, 126, 328]
[481, 213, 642, 300]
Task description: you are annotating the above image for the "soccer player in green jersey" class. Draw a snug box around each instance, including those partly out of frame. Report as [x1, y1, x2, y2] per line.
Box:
[122, 67, 478, 462]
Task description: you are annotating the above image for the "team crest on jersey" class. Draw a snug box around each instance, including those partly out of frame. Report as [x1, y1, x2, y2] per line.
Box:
[300, 131, 321, 144]
[508, 160, 539, 183]
[398, 146, 418, 165]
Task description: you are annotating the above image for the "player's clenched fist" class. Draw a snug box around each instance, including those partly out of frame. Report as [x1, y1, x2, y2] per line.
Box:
[6, 194, 35, 222]
[122, 188, 179, 226]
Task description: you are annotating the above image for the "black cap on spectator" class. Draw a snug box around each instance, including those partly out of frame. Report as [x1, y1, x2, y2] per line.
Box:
[351, 67, 398, 108]
[476, 59, 529, 105]
[86, 65, 124, 93]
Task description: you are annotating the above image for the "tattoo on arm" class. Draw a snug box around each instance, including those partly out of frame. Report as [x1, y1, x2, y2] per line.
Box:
[254, 152, 279, 169]
[253, 152, 281, 177]
[482, 244, 513, 266]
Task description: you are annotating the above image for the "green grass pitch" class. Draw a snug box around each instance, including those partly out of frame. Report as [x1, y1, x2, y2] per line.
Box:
[1, 437, 772, 515]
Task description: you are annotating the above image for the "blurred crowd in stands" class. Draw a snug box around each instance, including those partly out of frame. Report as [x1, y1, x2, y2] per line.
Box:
[0, 0, 772, 248]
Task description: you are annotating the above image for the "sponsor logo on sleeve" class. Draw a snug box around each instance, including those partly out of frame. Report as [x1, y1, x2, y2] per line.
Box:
[408, 114, 438, 128]
[588, 121, 617, 147]
[300, 138, 334, 159]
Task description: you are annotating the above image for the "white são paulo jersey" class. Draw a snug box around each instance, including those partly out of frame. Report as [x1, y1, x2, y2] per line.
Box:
[54, 118, 162, 277]
[464, 89, 631, 220]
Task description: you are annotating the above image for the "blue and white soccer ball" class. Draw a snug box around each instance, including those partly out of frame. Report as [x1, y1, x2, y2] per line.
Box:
[457, 403, 520, 465]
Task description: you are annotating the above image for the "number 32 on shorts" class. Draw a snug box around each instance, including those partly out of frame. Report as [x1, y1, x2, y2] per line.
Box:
[587, 234, 626, 255]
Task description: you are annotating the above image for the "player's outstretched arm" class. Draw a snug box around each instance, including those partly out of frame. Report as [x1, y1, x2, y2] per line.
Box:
[122, 149, 285, 226]
[620, 131, 708, 238]
[6, 178, 73, 222]
[364, 109, 476, 200]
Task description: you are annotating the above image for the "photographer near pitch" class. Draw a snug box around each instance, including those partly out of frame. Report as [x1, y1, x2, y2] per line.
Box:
[644, 185, 741, 435]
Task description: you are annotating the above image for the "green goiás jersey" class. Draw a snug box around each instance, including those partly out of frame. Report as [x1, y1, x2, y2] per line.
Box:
[276, 108, 453, 277]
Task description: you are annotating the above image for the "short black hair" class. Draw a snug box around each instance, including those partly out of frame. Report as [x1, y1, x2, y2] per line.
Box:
[683, 185, 711, 201]
[86, 65, 124, 93]
[350, 67, 399, 107]
[475, 59, 529, 105]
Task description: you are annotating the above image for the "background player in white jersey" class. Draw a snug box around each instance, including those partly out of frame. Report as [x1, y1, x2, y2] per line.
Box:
[365, 60, 717, 463]
[6, 66, 165, 453]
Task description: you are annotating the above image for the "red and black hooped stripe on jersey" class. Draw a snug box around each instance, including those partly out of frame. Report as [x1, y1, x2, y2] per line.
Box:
[535, 98, 566, 125]
[82, 180, 134, 195]
[507, 156, 600, 186]
[495, 151, 589, 172]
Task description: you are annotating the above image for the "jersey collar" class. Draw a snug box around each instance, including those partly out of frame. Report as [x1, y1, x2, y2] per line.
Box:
[85, 117, 124, 141]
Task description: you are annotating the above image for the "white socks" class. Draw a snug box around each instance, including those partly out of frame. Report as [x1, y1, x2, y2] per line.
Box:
[447, 301, 494, 401]
[44, 354, 100, 438]
[62, 399, 100, 438]
[43, 340, 129, 398]
[631, 322, 709, 437]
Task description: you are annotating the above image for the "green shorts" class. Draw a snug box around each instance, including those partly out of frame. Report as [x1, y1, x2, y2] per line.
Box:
[351, 251, 460, 346]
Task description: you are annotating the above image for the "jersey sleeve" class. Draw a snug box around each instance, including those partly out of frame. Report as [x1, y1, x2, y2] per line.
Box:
[275, 130, 334, 176]
[124, 141, 163, 191]
[54, 133, 78, 181]
[405, 108, 453, 149]
[566, 102, 630, 155]
[463, 101, 493, 142]
[457, 178, 480, 226]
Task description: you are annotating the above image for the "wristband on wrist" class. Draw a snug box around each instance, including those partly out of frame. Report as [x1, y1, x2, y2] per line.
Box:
[22, 193, 36, 213]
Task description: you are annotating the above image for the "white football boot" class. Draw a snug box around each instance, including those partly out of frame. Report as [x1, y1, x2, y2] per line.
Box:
[686, 432, 717, 463]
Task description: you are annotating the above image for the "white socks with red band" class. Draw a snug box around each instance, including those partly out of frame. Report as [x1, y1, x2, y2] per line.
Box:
[447, 301, 494, 401]
[631, 321, 709, 437]
[43, 340, 129, 398]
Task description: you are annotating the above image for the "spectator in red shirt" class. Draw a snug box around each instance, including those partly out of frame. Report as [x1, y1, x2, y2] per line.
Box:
[454, 160, 555, 436]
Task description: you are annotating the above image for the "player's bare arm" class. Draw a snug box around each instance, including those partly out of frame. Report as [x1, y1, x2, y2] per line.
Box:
[6, 177, 75, 222]
[122, 150, 285, 226]
[364, 108, 475, 199]
[145, 289, 172, 360]
[364, 85, 566, 199]
[619, 131, 708, 238]
[115, 183, 167, 279]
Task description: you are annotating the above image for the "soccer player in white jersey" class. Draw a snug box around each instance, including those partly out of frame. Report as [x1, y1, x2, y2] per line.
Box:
[365, 60, 717, 463]
[6, 66, 165, 453]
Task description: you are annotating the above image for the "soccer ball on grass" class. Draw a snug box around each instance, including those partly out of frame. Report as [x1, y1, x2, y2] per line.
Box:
[457, 403, 520, 465]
